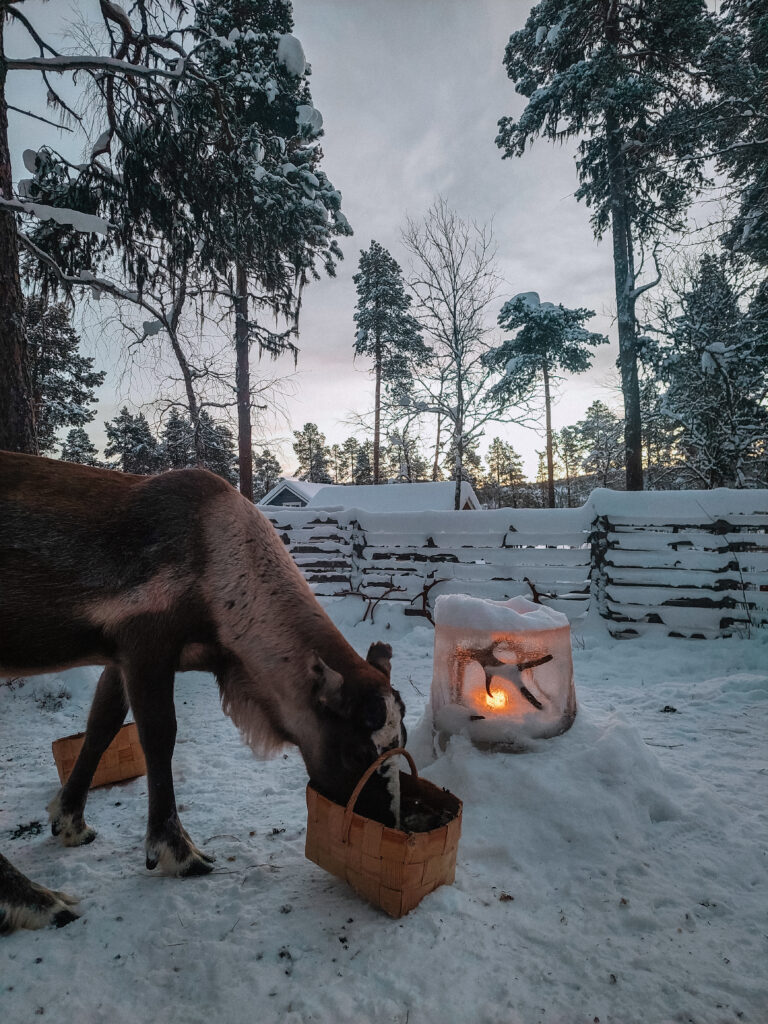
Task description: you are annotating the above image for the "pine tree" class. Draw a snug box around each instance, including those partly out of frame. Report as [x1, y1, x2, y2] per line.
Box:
[442, 437, 482, 489]
[340, 437, 361, 483]
[575, 401, 624, 488]
[1, 1, 205, 454]
[292, 423, 332, 483]
[104, 408, 162, 475]
[182, 0, 352, 499]
[353, 241, 427, 483]
[534, 451, 549, 507]
[19, 2, 351, 498]
[354, 441, 374, 485]
[645, 255, 768, 487]
[385, 429, 429, 483]
[638, 378, 679, 489]
[159, 408, 238, 484]
[706, 1, 768, 266]
[24, 298, 105, 455]
[484, 437, 526, 508]
[198, 411, 238, 486]
[485, 292, 607, 507]
[253, 448, 283, 501]
[497, 0, 714, 490]
[161, 409, 197, 471]
[329, 444, 344, 483]
[60, 427, 101, 468]
[555, 426, 583, 507]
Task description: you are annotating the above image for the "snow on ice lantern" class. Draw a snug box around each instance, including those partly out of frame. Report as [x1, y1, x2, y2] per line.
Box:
[430, 595, 577, 749]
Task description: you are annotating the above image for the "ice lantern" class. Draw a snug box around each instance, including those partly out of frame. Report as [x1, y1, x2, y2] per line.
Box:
[430, 595, 577, 749]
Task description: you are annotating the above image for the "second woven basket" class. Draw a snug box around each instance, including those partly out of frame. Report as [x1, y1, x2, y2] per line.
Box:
[52, 722, 146, 788]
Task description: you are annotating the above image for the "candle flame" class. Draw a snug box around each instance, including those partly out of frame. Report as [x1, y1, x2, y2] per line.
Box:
[485, 687, 508, 710]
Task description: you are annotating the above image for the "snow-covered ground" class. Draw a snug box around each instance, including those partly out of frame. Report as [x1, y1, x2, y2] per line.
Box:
[2, 600, 767, 1024]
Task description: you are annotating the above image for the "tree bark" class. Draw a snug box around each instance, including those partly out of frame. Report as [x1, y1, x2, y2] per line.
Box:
[432, 413, 442, 481]
[542, 359, 555, 508]
[373, 331, 381, 484]
[604, 125, 643, 490]
[234, 262, 253, 500]
[453, 434, 463, 511]
[0, 21, 36, 454]
[166, 270, 206, 466]
[453, 340, 465, 510]
[604, 2, 643, 491]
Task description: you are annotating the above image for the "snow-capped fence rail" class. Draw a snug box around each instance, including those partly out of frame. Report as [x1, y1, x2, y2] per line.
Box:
[260, 505, 592, 623]
[591, 489, 768, 638]
[260, 488, 768, 637]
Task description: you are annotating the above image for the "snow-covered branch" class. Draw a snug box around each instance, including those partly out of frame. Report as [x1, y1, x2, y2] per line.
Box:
[17, 232, 166, 323]
[2, 196, 110, 236]
[6, 55, 186, 80]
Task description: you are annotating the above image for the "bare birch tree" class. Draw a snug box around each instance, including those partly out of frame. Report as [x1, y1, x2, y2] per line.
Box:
[401, 197, 516, 509]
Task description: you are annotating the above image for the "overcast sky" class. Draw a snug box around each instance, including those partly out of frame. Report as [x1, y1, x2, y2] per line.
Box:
[283, 0, 622, 476]
[7, 0, 624, 477]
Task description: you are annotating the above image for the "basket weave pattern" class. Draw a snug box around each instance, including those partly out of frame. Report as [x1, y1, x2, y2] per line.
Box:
[52, 722, 147, 788]
[305, 748, 462, 918]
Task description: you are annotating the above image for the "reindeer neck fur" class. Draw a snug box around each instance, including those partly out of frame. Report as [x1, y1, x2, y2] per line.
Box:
[204, 493, 383, 758]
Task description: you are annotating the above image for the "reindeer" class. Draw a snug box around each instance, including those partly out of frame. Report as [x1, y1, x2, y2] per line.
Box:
[0, 451, 405, 935]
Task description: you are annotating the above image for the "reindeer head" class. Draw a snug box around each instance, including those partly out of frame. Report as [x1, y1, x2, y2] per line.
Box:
[307, 642, 406, 826]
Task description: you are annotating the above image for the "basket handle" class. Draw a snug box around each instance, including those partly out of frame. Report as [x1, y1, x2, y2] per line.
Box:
[342, 747, 416, 843]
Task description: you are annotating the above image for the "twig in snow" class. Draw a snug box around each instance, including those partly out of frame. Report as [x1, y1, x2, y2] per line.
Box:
[407, 675, 425, 698]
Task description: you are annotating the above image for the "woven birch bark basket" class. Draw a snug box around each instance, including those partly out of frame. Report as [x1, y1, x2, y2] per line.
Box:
[52, 722, 146, 788]
[305, 747, 462, 918]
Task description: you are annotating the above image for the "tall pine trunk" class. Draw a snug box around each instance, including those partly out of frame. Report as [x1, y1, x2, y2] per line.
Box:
[542, 359, 555, 508]
[166, 270, 206, 466]
[373, 332, 381, 484]
[234, 262, 253, 501]
[564, 454, 572, 508]
[0, 24, 36, 454]
[604, 119, 643, 490]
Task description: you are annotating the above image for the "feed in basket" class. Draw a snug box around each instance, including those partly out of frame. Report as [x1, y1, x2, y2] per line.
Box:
[305, 747, 462, 918]
[52, 722, 146, 788]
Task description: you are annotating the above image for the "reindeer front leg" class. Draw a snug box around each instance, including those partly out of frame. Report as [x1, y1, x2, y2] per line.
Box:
[123, 654, 214, 877]
[49, 665, 128, 846]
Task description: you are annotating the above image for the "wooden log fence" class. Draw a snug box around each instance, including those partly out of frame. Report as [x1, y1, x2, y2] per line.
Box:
[261, 488, 768, 638]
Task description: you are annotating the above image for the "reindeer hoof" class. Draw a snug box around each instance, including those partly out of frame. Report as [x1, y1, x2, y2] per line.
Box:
[145, 826, 216, 877]
[48, 794, 96, 847]
[181, 827, 215, 865]
[180, 857, 214, 878]
[53, 907, 80, 928]
[51, 819, 96, 847]
[0, 883, 80, 935]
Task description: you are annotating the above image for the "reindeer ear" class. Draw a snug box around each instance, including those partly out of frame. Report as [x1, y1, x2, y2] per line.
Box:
[366, 642, 393, 679]
[310, 655, 346, 714]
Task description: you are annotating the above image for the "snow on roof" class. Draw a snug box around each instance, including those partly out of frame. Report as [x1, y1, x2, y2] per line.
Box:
[259, 478, 480, 512]
[306, 481, 480, 512]
[258, 478, 328, 505]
